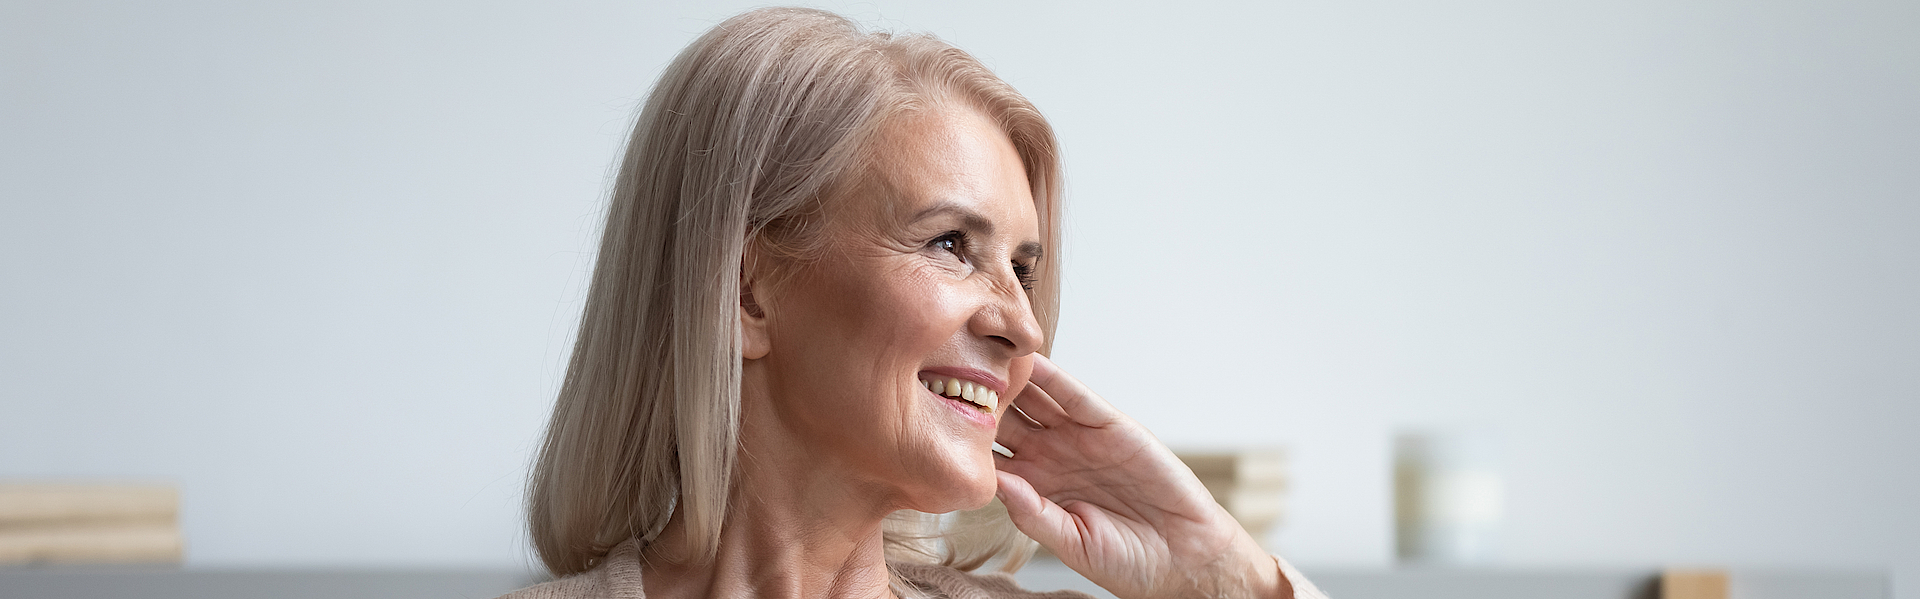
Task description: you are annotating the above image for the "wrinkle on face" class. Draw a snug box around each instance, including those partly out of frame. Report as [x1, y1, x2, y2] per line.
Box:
[738, 102, 1044, 519]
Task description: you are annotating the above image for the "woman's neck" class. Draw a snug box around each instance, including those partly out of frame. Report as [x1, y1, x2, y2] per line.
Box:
[641, 514, 894, 599]
[638, 394, 902, 599]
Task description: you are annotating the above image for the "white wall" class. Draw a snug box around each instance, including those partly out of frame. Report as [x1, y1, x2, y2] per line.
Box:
[3, 0, 1915, 592]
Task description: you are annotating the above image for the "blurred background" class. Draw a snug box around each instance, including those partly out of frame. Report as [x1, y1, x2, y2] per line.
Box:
[2, 0, 1915, 594]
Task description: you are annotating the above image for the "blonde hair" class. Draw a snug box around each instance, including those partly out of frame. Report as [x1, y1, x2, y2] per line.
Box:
[527, 7, 1062, 578]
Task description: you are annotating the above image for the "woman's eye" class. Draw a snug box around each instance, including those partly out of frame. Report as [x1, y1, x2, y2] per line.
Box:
[1013, 262, 1036, 291]
[931, 232, 964, 257]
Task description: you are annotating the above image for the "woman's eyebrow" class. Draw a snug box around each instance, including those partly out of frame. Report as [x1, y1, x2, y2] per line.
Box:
[1015, 241, 1044, 261]
[910, 204, 995, 235]
[911, 203, 1045, 258]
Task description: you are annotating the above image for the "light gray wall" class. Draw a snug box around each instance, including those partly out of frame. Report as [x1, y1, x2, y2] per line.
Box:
[3, 0, 1915, 593]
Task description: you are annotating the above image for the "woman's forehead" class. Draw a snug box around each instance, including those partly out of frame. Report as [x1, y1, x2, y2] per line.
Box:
[837, 108, 1039, 236]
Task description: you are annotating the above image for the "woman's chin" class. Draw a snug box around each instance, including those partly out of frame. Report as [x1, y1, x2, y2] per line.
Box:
[903, 456, 999, 514]
[917, 486, 996, 515]
[952, 472, 1000, 511]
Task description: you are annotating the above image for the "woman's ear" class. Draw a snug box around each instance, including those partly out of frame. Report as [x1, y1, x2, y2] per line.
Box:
[739, 264, 772, 361]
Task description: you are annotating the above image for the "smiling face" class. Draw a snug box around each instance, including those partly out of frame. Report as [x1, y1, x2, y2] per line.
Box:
[739, 104, 1044, 515]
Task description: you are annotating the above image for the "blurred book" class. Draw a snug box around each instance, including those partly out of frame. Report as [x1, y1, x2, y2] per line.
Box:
[0, 484, 182, 565]
[1175, 449, 1287, 542]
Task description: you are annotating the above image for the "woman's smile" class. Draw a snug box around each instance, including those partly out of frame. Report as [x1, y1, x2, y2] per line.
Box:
[917, 367, 1008, 427]
[522, 10, 1320, 599]
[737, 103, 1043, 514]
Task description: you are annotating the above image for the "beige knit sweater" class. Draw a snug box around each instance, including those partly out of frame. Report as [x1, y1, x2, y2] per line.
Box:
[496, 539, 1329, 599]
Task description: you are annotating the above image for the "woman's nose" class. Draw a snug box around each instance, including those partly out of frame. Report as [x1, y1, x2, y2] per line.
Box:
[972, 281, 1044, 356]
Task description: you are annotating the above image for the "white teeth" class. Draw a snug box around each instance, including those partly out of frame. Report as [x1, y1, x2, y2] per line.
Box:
[919, 376, 999, 412]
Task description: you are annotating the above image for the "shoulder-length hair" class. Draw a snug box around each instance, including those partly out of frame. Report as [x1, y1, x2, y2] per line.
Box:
[527, 6, 1062, 577]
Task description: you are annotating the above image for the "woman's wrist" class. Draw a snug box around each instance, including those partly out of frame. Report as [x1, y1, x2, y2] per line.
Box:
[1177, 538, 1291, 599]
[1255, 554, 1294, 599]
[1220, 547, 1290, 599]
[1232, 527, 1292, 599]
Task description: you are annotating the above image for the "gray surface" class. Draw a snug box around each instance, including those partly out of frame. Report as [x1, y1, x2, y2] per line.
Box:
[1732, 570, 1892, 599]
[0, 568, 543, 599]
[1307, 569, 1656, 599]
[1012, 561, 1891, 599]
[1012, 560, 1119, 598]
[1013, 563, 1659, 599]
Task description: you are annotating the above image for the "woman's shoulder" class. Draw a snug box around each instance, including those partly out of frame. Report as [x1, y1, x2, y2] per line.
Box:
[495, 571, 625, 599]
[494, 541, 646, 599]
[492, 544, 1096, 599]
[891, 562, 1095, 599]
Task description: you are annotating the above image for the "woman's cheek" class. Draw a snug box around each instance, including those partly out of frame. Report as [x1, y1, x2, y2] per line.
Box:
[1005, 355, 1035, 406]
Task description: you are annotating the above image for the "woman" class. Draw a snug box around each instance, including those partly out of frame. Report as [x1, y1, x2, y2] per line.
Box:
[505, 8, 1327, 599]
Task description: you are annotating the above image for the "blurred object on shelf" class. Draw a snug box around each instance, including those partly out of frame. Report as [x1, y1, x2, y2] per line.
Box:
[1174, 449, 1287, 544]
[1395, 429, 1503, 564]
[0, 483, 183, 565]
[1661, 568, 1729, 599]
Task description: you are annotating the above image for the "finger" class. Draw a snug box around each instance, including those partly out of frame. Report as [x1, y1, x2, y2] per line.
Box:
[995, 404, 1045, 452]
[992, 436, 1054, 474]
[1008, 380, 1071, 428]
[1028, 354, 1121, 426]
[993, 453, 1070, 501]
[994, 470, 1081, 555]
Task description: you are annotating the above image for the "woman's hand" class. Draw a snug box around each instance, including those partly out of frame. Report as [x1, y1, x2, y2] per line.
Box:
[993, 355, 1292, 599]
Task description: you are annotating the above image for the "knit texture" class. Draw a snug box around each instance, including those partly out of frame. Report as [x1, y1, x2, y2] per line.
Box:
[496, 540, 1328, 599]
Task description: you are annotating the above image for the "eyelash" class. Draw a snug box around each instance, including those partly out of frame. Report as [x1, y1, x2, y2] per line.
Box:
[932, 231, 1036, 292]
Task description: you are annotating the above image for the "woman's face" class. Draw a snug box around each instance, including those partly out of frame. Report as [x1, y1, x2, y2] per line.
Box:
[743, 105, 1043, 514]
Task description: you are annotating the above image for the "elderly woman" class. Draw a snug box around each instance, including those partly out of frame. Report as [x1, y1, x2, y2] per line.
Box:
[504, 8, 1326, 599]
